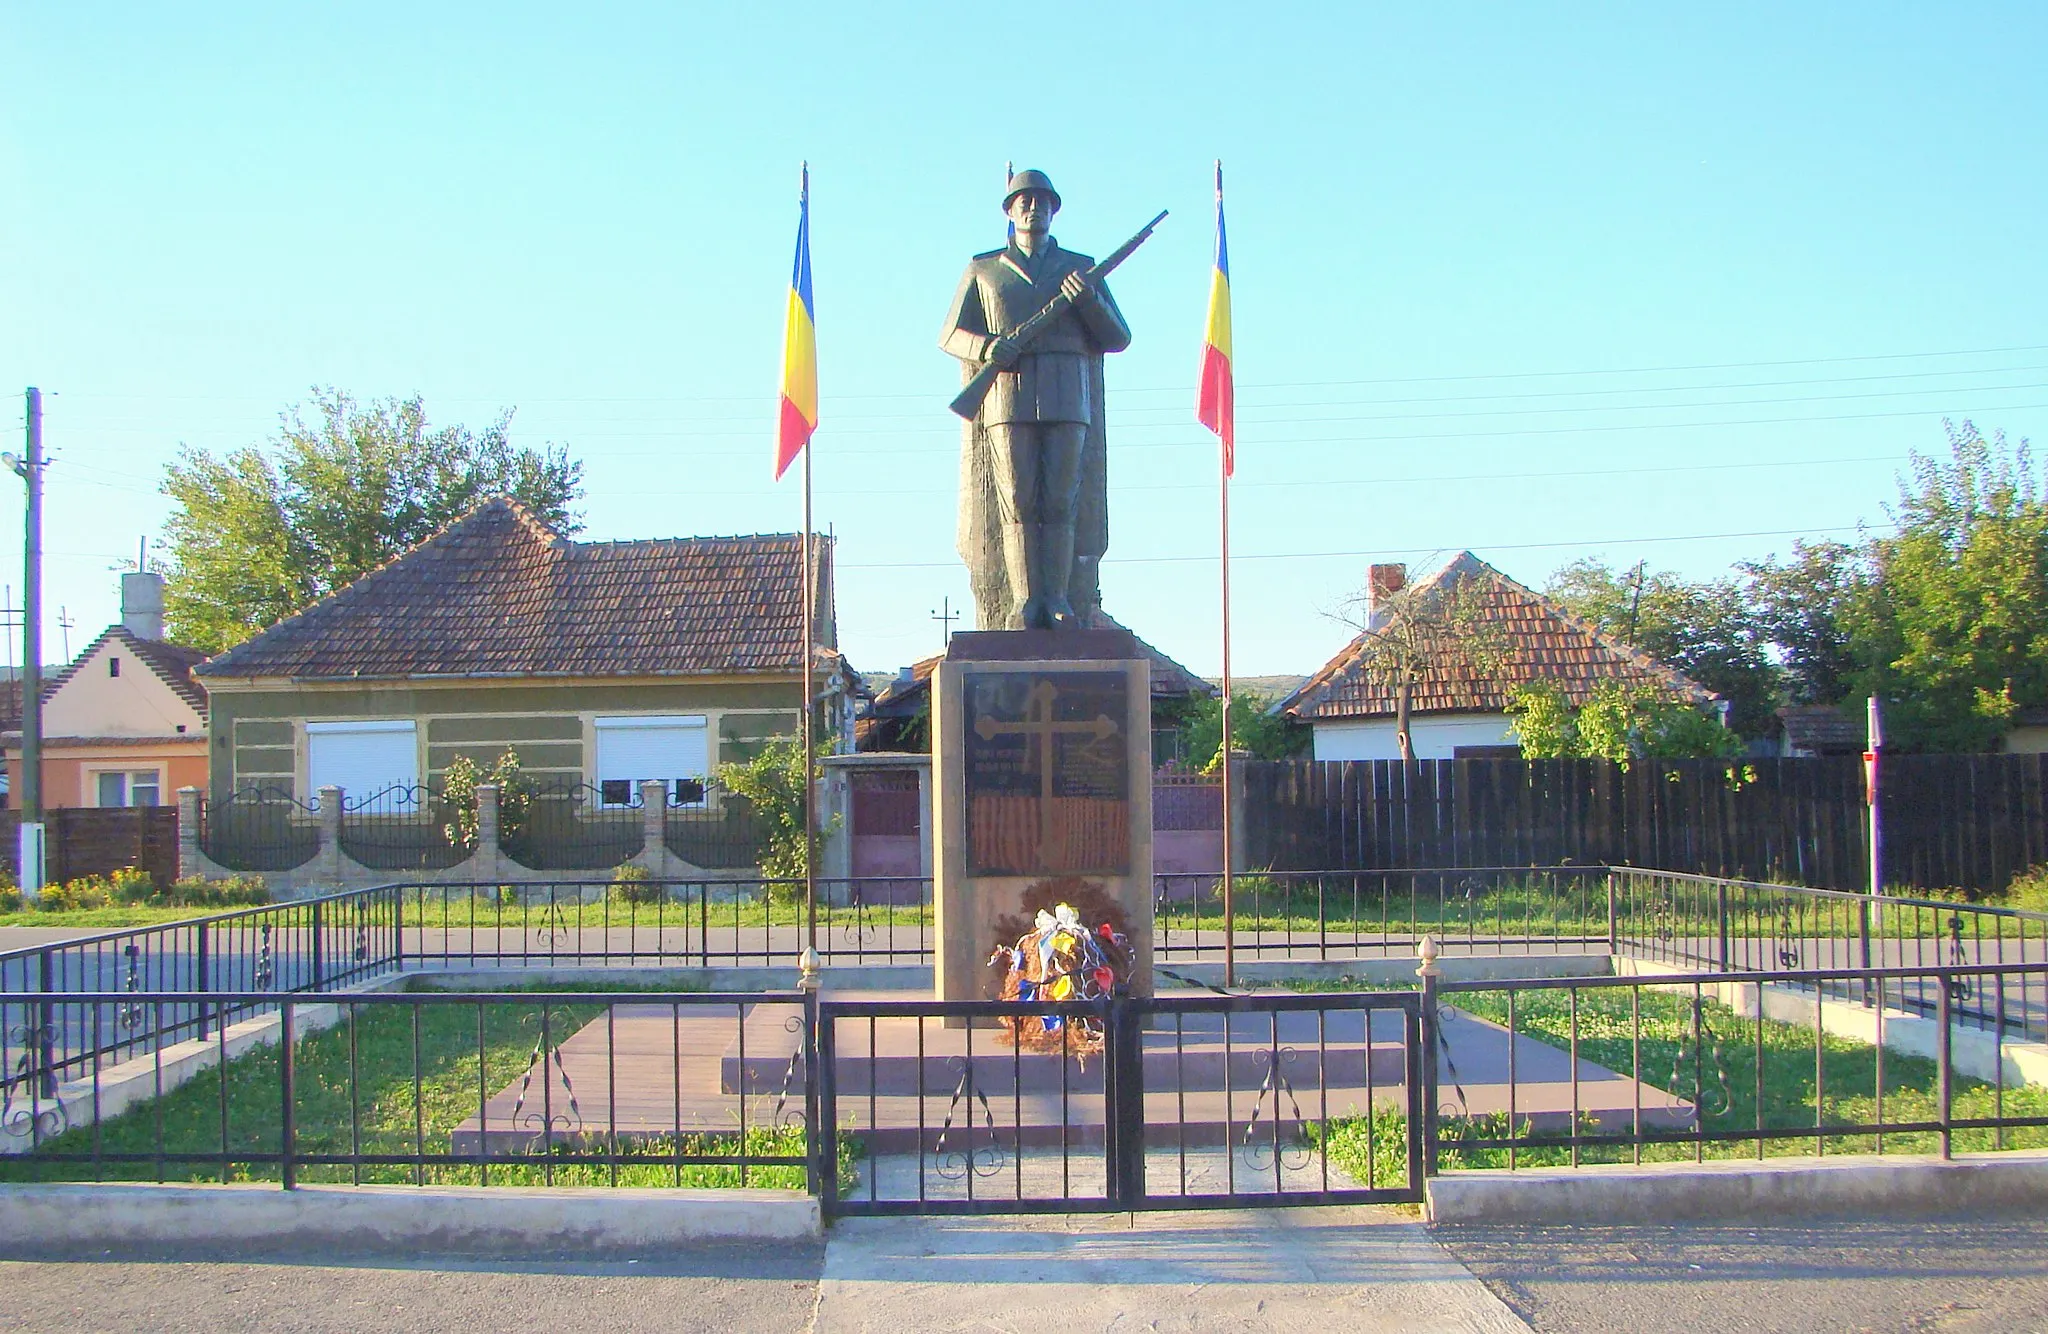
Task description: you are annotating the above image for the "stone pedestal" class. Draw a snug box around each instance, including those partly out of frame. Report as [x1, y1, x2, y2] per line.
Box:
[932, 629, 1153, 1003]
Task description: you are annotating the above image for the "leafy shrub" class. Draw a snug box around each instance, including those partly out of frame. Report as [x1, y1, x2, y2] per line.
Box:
[0, 881, 20, 914]
[2006, 865, 2048, 914]
[608, 863, 663, 906]
[109, 867, 158, 904]
[440, 750, 534, 851]
[40, 877, 114, 911]
[162, 874, 270, 908]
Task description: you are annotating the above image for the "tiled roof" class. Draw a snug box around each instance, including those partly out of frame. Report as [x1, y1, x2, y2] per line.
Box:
[198, 498, 837, 681]
[1776, 704, 1866, 754]
[1281, 552, 1716, 721]
[43, 625, 210, 719]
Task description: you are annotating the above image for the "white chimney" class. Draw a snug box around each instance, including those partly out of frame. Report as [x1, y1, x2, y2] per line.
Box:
[121, 571, 165, 641]
[1367, 563, 1408, 624]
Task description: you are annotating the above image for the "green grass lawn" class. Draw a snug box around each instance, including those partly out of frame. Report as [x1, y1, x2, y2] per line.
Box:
[1315, 984, 2048, 1184]
[0, 981, 852, 1190]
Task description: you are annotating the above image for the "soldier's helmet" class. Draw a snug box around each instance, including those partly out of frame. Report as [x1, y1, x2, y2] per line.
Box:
[1003, 169, 1061, 214]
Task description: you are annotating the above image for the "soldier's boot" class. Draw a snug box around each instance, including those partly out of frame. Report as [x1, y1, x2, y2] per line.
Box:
[1042, 522, 1079, 629]
[1005, 522, 1042, 629]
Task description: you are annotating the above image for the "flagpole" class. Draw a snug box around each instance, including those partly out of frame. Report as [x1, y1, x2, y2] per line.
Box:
[1219, 426, 1235, 989]
[1214, 159, 1235, 990]
[802, 433, 816, 952]
[798, 162, 818, 954]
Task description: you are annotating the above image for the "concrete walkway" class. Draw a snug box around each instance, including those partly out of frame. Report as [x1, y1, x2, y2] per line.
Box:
[811, 1206, 1532, 1333]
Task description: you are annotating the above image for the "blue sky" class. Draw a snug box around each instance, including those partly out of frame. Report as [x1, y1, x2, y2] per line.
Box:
[2, 3, 2044, 678]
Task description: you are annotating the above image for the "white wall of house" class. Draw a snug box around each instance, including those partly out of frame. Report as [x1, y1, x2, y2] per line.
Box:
[1310, 713, 1517, 761]
[44, 638, 205, 739]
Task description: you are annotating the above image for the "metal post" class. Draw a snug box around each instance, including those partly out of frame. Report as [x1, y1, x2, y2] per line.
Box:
[798, 957, 822, 1197]
[1105, 992, 1146, 1207]
[1936, 969, 1954, 1161]
[802, 439, 817, 952]
[35, 947, 56, 1096]
[1417, 935, 1442, 1175]
[1717, 882, 1732, 971]
[280, 1001, 297, 1189]
[310, 900, 325, 991]
[17, 388, 44, 901]
[195, 922, 211, 1041]
[1864, 697, 1883, 974]
[1219, 442, 1235, 989]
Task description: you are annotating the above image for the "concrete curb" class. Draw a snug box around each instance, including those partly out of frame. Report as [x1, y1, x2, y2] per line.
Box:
[1424, 1149, 2048, 1224]
[0, 1182, 820, 1253]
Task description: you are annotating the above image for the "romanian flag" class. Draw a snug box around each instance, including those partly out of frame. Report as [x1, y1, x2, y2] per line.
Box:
[775, 164, 818, 480]
[1196, 160, 1235, 474]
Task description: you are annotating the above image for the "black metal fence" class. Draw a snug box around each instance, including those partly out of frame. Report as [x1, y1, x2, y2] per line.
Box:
[338, 786, 469, 873]
[1427, 960, 2048, 1171]
[8, 960, 2046, 1202]
[0, 989, 814, 1189]
[198, 788, 320, 874]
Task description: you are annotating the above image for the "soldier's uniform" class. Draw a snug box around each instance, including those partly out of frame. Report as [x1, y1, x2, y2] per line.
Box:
[940, 240, 1131, 431]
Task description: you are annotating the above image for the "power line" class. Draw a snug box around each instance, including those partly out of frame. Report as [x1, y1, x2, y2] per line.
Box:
[839, 523, 1885, 571]
[48, 340, 2048, 406]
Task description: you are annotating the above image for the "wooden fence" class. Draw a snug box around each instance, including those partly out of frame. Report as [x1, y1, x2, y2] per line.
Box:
[1240, 754, 2048, 895]
[0, 807, 181, 888]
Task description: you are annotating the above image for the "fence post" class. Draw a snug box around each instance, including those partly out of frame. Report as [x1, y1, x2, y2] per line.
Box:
[473, 783, 501, 882]
[34, 948, 57, 1097]
[176, 786, 203, 880]
[315, 786, 345, 889]
[639, 780, 668, 873]
[310, 899, 326, 992]
[280, 1000, 297, 1189]
[1936, 970, 1954, 1161]
[195, 922, 211, 1040]
[1417, 934, 1442, 1176]
[1716, 882, 1732, 971]
[1105, 991, 1147, 1207]
[798, 947, 823, 1198]
[1606, 872, 1620, 955]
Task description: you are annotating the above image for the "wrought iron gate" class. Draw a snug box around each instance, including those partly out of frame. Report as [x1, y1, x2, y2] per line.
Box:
[817, 990, 1426, 1216]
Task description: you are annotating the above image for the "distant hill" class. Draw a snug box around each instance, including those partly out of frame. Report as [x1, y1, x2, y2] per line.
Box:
[1206, 674, 1308, 704]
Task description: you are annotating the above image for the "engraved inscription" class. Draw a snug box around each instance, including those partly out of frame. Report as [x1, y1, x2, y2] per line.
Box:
[963, 670, 1130, 875]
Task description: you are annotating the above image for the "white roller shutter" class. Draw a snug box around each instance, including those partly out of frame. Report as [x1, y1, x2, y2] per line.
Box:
[594, 715, 709, 806]
[306, 720, 419, 805]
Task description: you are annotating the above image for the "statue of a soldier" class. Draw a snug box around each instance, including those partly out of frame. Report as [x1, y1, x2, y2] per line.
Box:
[942, 170, 1133, 630]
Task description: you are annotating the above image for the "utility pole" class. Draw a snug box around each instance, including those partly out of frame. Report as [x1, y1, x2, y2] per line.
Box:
[930, 595, 959, 647]
[17, 389, 45, 899]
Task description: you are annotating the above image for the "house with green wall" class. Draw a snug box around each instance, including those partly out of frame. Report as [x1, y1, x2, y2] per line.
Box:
[195, 497, 855, 808]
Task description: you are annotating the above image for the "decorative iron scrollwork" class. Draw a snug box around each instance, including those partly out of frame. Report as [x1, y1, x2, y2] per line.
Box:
[507, 1007, 584, 1151]
[1946, 913, 1973, 1003]
[353, 898, 370, 962]
[1, 1023, 67, 1142]
[118, 944, 144, 1031]
[1240, 1045, 1313, 1173]
[254, 924, 275, 991]
[932, 1058, 1005, 1181]
[1669, 992, 1733, 1121]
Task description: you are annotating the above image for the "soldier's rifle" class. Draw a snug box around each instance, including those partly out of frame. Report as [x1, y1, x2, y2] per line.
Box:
[949, 208, 1169, 420]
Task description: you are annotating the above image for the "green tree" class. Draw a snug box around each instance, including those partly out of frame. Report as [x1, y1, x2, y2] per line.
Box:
[1544, 559, 1780, 736]
[1178, 691, 1312, 772]
[1738, 540, 1866, 707]
[161, 389, 583, 651]
[1852, 420, 2048, 751]
[1507, 680, 1742, 763]
[714, 738, 839, 887]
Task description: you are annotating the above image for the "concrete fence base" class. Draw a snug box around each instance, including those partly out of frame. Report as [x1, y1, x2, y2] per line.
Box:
[0, 1182, 820, 1253]
[1424, 1149, 2048, 1224]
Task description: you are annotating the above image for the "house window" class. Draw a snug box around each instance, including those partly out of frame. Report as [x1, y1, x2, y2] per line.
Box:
[306, 720, 419, 806]
[94, 770, 161, 807]
[593, 715, 709, 807]
[108, 657, 121, 678]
